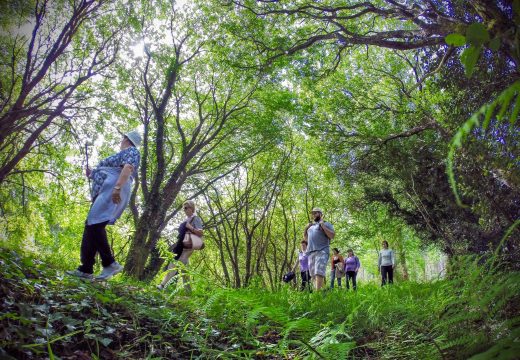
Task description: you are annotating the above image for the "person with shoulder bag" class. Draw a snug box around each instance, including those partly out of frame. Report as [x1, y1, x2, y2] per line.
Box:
[330, 248, 344, 288]
[157, 200, 204, 291]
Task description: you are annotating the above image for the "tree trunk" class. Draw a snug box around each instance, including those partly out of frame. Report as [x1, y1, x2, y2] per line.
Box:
[143, 244, 166, 280]
[123, 200, 166, 279]
[399, 249, 410, 281]
[123, 217, 155, 278]
[396, 227, 409, 281]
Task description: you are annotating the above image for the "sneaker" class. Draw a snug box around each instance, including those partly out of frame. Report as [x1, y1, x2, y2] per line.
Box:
[94, 262, 124, 281]
[66, 269, 94, 280]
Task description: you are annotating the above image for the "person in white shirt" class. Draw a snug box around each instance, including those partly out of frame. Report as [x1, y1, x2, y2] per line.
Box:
[378, 240, 395, 286]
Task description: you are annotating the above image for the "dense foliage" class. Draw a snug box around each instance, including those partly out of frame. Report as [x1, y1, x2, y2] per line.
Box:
[1, 249, 519, 359]
[1, 0, 519, 358]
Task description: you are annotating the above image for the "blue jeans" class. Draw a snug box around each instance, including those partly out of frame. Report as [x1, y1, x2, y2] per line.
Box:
[330, 269, 342, 288]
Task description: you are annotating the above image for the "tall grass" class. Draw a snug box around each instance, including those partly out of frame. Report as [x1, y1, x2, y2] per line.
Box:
[1, 247, 518, 359]
[183, 255, 519, 359]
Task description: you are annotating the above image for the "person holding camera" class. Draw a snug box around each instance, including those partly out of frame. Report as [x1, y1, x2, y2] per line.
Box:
[304, 207, 335, 291]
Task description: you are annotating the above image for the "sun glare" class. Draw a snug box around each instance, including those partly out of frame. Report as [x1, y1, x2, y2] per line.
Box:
[130, 41, 145, 58]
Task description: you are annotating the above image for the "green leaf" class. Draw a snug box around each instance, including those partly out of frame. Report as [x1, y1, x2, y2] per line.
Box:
[461, 45, 482, 77]
[445, 33, 466, 46]
[514, 0, 520, 24]
[488, 37, 500, 51]
[128, 16, 142, 32]
[99, 337, 113, 347]
[496, 87, 516, 121]
[509, 94, 520, 125]
[466, 23, 489, 46]
[482, 102, 498, 131]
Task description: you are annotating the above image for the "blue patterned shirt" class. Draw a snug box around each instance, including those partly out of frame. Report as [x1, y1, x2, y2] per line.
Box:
[90, 146, 140, 199]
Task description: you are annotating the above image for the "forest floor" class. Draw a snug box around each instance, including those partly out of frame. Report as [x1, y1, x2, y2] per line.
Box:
[0, 248, 518, 359]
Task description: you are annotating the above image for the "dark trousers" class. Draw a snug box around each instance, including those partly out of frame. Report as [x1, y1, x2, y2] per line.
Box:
[346, 271, 357, 290]
[301, 270, 311, 291]
[78, 221, 114, 274]
[381, 265, 394, 286]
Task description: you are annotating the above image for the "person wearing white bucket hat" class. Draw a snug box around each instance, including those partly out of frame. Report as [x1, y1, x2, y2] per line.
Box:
[124, 130, 142, 148]
[67, 130, 141, 281]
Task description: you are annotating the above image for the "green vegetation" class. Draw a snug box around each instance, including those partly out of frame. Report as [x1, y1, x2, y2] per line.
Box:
[1, 249, 518, 359]
[1, 0, 519, 358]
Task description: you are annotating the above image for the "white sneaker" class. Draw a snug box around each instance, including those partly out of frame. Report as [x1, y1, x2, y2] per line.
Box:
[95, 262, 123, 281]
[66, 269, 93, 280]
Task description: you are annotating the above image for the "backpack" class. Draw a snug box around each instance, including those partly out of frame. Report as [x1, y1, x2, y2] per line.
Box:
[283, 271, 295, 283]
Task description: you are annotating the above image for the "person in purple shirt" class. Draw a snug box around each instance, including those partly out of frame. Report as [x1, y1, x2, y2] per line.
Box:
[344, 249, 361, 290]
[293, 240, 311, 291]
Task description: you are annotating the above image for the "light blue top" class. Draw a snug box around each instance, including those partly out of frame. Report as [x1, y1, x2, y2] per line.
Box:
[306, 221, 334, 253]
[378, 249, 395, 267]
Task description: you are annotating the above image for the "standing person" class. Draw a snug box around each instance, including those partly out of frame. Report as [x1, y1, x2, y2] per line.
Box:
[157, 200, 203, 291]
[344, 249, 361, 291]
[330, 248, 344, 288]
[293, 240, 311, 291]
[304, 207, 335, 291]
[67, 131, 141, 281]
[378, 240, 395, 286]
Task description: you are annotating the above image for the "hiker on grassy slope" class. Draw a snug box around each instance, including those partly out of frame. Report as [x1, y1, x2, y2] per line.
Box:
[344, 249, 361, 291]
[330, 247, 344, 288]
[67, 131, 141, 281]
[292, 240, 311, 291]
[378, 240, 395, 286]
[303, 207, 335, 291]
[157, 200, 203, 292]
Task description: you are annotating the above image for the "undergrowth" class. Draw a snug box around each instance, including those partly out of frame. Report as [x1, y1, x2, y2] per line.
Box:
[0, 249, 518, 359]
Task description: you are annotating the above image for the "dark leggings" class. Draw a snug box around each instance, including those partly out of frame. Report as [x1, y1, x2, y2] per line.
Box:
[78, 221, 114, 274]
[381, 265, 394, 286]
[301, 270, 311, 291]
[346, 271, 357, 290]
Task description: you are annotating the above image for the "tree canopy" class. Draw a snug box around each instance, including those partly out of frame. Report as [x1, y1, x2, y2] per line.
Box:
[1, 0, 518, 278]
[1, 0, 519, 358]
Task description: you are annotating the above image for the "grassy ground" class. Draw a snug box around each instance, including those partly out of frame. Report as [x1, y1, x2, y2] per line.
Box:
[0, 249, 518, 359]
